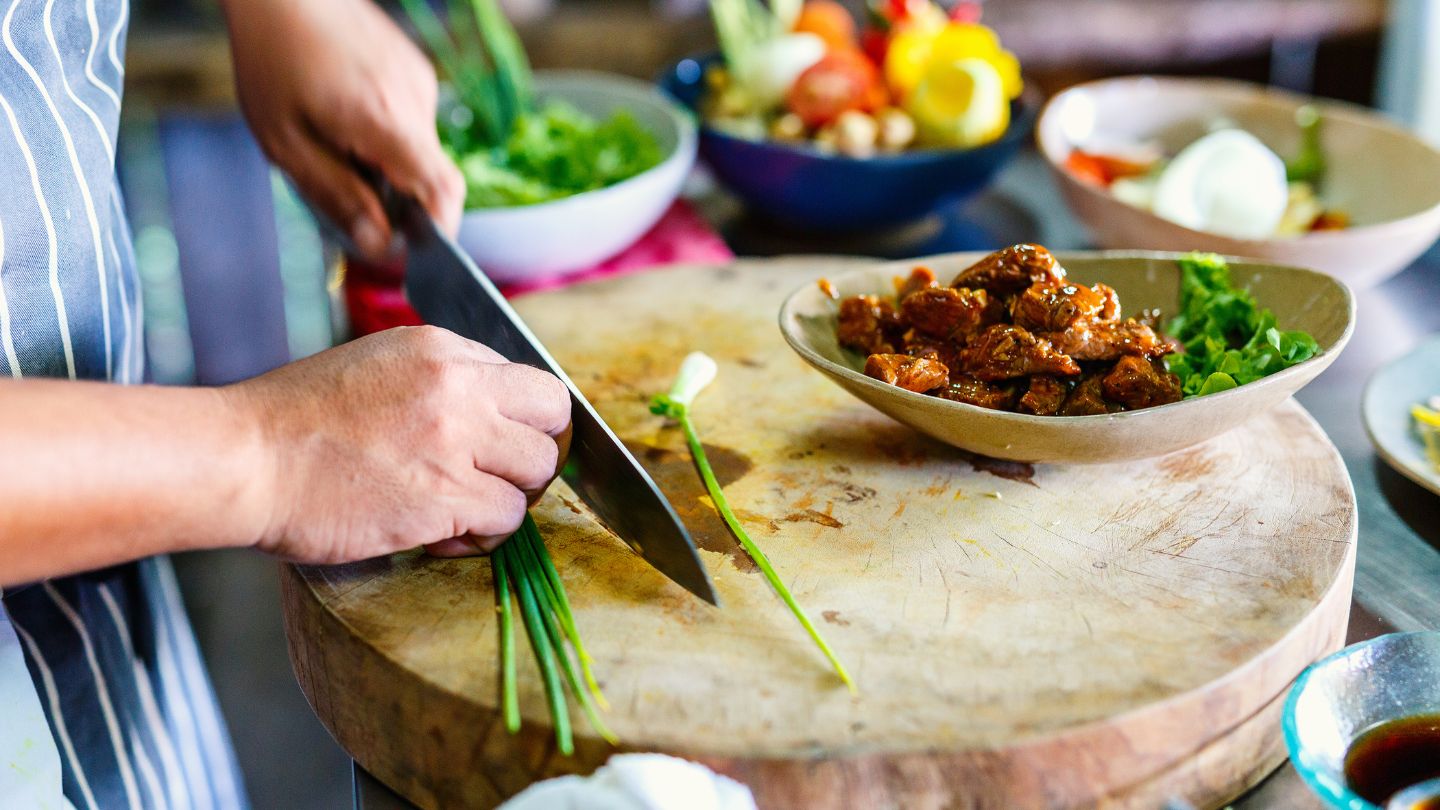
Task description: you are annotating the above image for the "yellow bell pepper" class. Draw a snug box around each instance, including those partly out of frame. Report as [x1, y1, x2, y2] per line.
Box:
[907, 57, 1009, 148]
[884, 22, 1022, 102]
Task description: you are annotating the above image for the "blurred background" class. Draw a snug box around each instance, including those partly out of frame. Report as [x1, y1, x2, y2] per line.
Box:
[117, 0, 1437, 807]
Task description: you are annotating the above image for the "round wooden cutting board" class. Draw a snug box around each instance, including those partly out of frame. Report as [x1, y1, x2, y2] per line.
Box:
[282, 258, 1357, 810]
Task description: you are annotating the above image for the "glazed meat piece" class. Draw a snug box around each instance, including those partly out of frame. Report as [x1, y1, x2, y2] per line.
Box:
[902, 330, 960, 370]
[1058, 375, 1112, 416]
[1011, 281, 1107, 333]
[935, 374, 1017, 410]
[895, 266, 939, 299]
[1016, 375, 1068, 416]
[865, 353, 949, 393]
[901, 286, 1001, 341]
[1102, 356, 1183, 410]
[1042, 319, 1169, 361]
[957, 324, 1081, 381]
[828, 244, 1193, 417]
[951, 244, 1066, 295]
[1094, 283, 1121, 321]
[838, 295, 903, 354]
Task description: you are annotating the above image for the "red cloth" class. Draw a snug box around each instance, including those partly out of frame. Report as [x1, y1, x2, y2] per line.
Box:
[344, 200, 733, 336]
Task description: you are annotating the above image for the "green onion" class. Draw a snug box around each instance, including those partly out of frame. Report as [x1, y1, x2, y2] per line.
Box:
[651, 353, 857, 693]
[523, 516, 608, 710]
[511, 523, 617, 744]
[504, 543, 573, 754]
[493, 547, 519, 732]
[490, 513, 612, 754]
[400, 0, 534, 151]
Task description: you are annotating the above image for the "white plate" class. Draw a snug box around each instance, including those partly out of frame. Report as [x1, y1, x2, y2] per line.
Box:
[1363, 334, 1440, 496]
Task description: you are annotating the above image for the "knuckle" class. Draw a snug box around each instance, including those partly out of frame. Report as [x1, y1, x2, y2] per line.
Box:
[408, 326, 457, 369]
[485, 484, 527, 536]
[538, 373, 571, 429]
[521, 435, 560, 490]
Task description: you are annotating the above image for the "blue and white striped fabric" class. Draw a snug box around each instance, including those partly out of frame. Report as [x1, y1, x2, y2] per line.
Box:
[0, 0, 248, 807]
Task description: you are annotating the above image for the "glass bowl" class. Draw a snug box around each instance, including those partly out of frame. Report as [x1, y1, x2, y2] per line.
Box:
[1284, 631, 1440, 809]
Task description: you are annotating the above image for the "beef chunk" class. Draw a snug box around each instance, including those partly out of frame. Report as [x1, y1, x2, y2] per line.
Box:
[935, 375, 1017, 410]
[1011, 281, 1108, 333]
[837, 295, 903, 354]
[957, 324, 1081, 381]
[895, 266, 939, 300]
[1101, 355, 1183, 410]
[1016, 375, 1069, 416]
[951, 244, 1066, 295]
[902, 330, 960, 370]
[1058, 375, 1112, 416]
[1093, 283, 1121, 321]
[1041, 319, 1169, 361]
[901, 286, 1002, 341]
[864, 353, 950, 393]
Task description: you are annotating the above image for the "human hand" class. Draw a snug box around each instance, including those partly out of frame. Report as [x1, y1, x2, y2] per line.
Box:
[226, 326, 571, 564]
[222, 0, 464, 259]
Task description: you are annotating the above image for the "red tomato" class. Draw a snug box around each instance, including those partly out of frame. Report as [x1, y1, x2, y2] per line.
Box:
[786, 50, 884, 127]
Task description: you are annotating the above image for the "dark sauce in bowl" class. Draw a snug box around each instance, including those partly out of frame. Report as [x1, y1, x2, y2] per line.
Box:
[1344, 714, 1440, 806]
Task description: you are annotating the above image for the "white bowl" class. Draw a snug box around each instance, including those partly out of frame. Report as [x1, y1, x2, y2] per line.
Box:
[456, 71, 697, 283]
[1037, 76, 1440, 289]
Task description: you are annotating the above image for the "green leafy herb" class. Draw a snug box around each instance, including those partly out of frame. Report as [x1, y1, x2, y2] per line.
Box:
[492, 513, 615, 755]
[452, 104, 663, 208]
[651, 353, 857, 693]
[1165, 252, 1321, 397]
[402, 0, 664, 209]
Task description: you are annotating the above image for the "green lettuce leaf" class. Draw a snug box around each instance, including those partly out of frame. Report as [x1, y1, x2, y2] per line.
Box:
[454, 103, 664, 209]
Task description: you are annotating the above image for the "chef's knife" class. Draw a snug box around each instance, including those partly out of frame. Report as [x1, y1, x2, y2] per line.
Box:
[392, 199, 719, 606]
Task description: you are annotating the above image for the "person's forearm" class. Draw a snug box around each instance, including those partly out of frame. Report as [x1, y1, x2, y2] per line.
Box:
[0, 380, 268, 587]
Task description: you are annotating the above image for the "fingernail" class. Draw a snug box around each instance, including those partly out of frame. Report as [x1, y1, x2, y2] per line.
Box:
[351, 216, 386, 257]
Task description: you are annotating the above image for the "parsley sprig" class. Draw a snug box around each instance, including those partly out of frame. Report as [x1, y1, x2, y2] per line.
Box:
[1166, 253, 1320, 397]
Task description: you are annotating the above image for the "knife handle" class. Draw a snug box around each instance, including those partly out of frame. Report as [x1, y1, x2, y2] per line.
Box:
[352, 160, 427, 240]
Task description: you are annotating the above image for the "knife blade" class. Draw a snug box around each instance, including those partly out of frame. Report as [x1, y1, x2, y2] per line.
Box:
[394, 201, 719, 606]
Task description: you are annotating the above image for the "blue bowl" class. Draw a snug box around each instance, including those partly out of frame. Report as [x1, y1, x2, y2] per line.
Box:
[1283, 631, 1440, 809]
[659, 54, 1038, 232]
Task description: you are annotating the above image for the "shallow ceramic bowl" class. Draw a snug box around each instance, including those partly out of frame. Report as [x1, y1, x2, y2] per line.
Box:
[457, 71, 697, 283]
[1037, 76, 1440, 289]
[660, 55, 1037, 232]
[778, 251, 1354, 464]
[1363, 335, 1440, 497]
[1283, 632, 1440, 809]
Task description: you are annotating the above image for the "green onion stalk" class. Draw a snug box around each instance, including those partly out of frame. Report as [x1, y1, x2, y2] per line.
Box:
[650, 352, 857, 693]
[492, 515, 616, 755]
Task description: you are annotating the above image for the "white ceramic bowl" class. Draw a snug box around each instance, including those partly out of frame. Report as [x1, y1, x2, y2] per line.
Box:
[1037, 76, 1440, 289]
[456, 71, 697, 283]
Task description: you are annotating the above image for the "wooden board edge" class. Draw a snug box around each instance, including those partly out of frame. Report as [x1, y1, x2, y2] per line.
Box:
[282, 532, 1353, 810]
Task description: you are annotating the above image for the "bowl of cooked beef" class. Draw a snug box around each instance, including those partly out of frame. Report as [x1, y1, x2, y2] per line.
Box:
[779, 244, 1354, 464]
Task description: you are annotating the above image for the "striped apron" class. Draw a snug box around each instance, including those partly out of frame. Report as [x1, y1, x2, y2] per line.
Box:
[0, 0, 248, 807]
